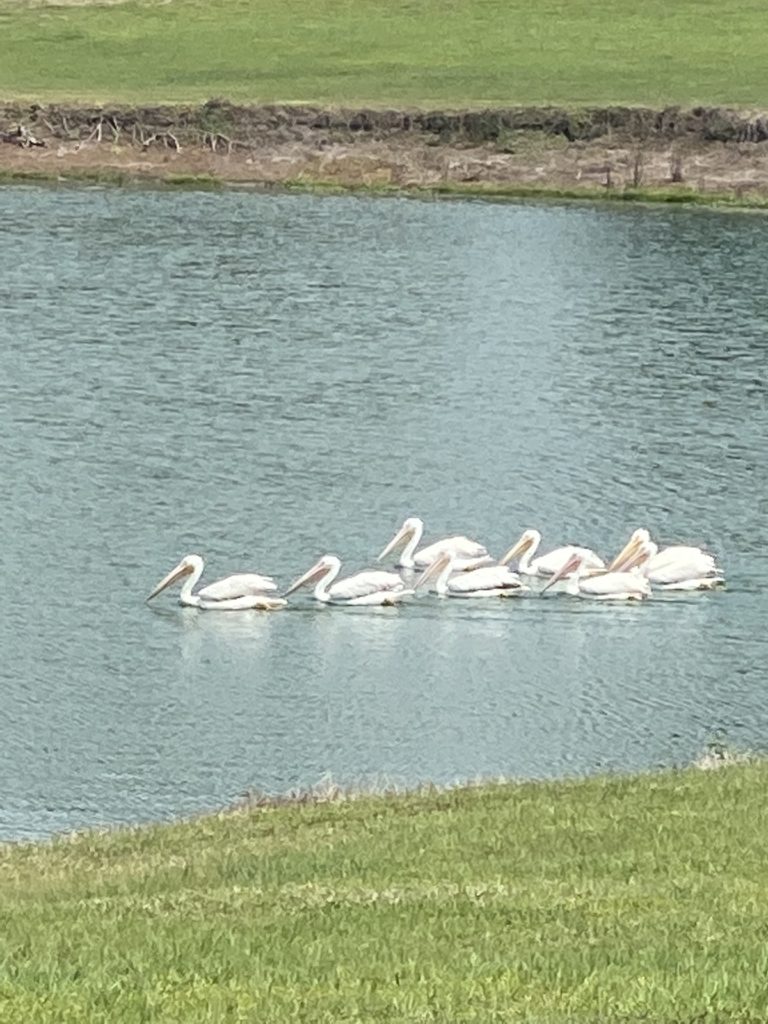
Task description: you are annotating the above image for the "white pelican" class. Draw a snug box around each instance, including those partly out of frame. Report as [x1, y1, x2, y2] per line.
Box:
[415, 549, 528, 598]
[147, 554, 286, 610]
[501, 529, 605, 577]
[377, 516, 493, 571]
[542, 552, 651, 601]
[609, 530, 724, 590]
[284, 555, 413, 605]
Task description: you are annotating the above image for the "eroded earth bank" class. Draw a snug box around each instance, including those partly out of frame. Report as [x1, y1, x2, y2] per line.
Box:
[2, 100, 768, 200]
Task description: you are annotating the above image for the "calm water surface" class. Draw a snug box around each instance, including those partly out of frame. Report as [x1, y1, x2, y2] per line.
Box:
[1, 186, 766, 840]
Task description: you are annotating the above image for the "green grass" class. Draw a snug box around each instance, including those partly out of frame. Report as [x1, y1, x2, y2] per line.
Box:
[0, 0, 767, 107]
[3, 762, 768, 1022]
[3, 165, 768, 211]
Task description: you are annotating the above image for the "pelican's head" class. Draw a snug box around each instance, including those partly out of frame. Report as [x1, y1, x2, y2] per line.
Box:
[541, 552, 583, 592]
[146, 554, 203, 601]
[413, 548, 453, 591]
[377, 516, 424, 562]
[283, 555, 338, 597]
[499, 528, 540, 567]
[607, 528, 651, 572]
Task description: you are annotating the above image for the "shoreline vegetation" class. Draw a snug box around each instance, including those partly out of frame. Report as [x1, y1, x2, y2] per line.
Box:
[1, 756, 766, 1021]
[2, 101, 768, 208]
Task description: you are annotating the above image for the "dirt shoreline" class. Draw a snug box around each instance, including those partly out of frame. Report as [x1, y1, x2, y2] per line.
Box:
[2, 100, 768, 204]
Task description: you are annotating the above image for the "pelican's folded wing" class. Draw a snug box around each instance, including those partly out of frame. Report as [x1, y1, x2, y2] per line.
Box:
[580, 571, 650, 597]
[647, 547, 717, 577]
[197, 573, 277, 600]
[447, 566, 522, 592]
[327, 570, 404, 601]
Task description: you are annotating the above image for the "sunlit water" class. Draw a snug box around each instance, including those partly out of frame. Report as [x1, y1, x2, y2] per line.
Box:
[1, 185, 766, 840]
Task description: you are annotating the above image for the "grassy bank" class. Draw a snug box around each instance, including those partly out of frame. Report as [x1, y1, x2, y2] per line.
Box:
[2, 761, 768, 1022]
[3, 164, 768, 213]
[1, 0, 767, 107]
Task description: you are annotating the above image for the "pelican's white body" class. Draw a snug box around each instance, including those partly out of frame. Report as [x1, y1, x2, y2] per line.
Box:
[285, 556, 412, 605]
[562, 569, 651, 601]
[502, 529, 604, 578]
[378, 516, 492, 571]
[416, 550, 527, 598]
[544, 552, 651, 601]
[147, 554, 285, 610]
[610, 530, 724, 590]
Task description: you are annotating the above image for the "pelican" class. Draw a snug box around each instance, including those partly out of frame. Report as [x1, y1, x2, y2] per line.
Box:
[415, 549, 528, 598]
[146, 554, 286, 610]
[501, 529, 605, 577]
[284, 555, 413, 605]
[542, 551, 651, 601]
[377, 516, 493, 571]
[609, 530, 724, 590]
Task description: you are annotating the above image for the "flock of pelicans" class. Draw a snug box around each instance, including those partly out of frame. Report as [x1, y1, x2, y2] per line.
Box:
[146, 516, 725, 611]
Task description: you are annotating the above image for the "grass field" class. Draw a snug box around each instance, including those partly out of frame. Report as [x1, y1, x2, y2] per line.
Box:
[2, 761, 768, 1022]
[0, 0, 767, 108]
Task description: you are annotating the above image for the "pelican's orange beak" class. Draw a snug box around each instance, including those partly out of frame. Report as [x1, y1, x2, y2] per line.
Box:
[146, 560, 193, 601]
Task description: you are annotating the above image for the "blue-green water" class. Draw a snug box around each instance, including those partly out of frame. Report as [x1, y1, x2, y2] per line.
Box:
[1, 186, 766, 840]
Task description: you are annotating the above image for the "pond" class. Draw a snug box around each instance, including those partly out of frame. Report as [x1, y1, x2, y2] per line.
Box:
[1, 185, 766, 839]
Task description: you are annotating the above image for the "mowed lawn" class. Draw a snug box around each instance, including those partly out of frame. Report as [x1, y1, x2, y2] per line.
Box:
[0, 0, 767, 107]
[2, 763, 768, 1022]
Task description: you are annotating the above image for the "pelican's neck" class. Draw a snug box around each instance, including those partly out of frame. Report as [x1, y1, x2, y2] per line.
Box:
[518, 531, 541, 574]
[314, 558, 341, 602]
[432, 557, 454, 595]
[399, 520, 424, 568]
[644, 541, 659, 564]
[179, 559, 204, 606]
[563, 561, 587, 594]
